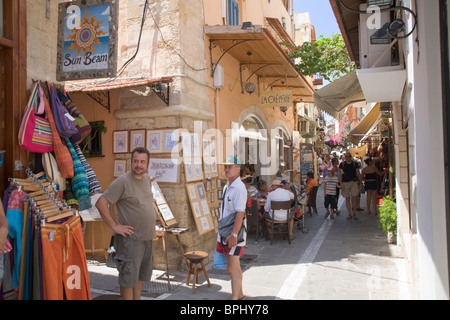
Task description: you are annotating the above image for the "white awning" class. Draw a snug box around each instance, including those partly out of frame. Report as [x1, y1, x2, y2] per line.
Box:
[356, 65, 407, 103]
[313, 70, 365, 118]
[314, 66, 407, 118]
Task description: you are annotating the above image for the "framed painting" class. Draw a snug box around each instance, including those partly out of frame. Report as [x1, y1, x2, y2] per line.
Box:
[185, 182, 215, 236]
[113, 159, 127, 177]
[148, 158, 180, 184]
[113, 130, 128, 154]
[130, 129, 146, 151]
[147, 130, 163, 153]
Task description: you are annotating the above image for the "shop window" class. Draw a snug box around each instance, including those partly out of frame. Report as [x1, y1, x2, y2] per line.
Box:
[228, 0, 239, 25]
[298, 118, 309, 134]
[79, 121, 106, 157]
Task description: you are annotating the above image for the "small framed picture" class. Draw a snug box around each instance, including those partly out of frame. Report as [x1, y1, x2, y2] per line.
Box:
[130, 129, 146, 151]
[147, 130, 163, 153]
[113, 130, 129, 154]
[114, 159, 127, 177]
[163, 129, 180, 153]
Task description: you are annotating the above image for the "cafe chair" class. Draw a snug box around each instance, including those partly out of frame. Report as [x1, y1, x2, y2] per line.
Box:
[265, 200, 293, 245]
[246, 199, 263, 244]
[306, 186, 319, 216]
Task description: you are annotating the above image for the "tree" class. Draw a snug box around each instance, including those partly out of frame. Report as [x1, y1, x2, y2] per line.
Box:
[282, 33, 356, 82]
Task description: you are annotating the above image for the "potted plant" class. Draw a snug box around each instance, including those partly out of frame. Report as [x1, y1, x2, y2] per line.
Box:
[378, 195, 397, 244]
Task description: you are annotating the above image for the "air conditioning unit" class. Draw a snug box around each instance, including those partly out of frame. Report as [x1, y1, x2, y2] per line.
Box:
[359, 3, 392, 68]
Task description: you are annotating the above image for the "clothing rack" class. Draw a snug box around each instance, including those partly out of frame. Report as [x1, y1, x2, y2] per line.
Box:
[9, 167, 76, 223]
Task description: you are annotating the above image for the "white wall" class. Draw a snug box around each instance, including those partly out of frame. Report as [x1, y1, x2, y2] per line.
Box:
[405, 0, 449, 299]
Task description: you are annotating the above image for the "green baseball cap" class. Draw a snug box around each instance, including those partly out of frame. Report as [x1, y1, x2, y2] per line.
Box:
[221, 155, 242, 166]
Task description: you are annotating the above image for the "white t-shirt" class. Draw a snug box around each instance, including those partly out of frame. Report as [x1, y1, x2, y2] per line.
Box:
[264, 187, 294, 221]
[217, 177, 248, 245]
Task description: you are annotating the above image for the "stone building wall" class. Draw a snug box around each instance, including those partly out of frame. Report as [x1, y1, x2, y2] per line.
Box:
[113, 0, 216, 270]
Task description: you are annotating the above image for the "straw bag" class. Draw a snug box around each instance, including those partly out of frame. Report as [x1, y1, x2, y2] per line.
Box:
[18, 83, 53, 153]
[41, 152, 66, 192]
[42, 84, 74, 179]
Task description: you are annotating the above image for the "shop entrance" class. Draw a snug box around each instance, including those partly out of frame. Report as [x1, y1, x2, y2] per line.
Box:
[238, 116, 267, 183]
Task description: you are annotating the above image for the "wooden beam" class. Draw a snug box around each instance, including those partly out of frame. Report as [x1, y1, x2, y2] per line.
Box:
[3, 0, 27, 183]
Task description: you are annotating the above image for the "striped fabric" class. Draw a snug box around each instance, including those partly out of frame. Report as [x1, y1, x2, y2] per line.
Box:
[18, 83, 53, 153]
[324, 176, 339, 195]
[58, 90, 91, 143]
[71, 141, 102, 196]
[64, 180, 79, 210]
[43, 84, 74, 179]
[49, 85, 78, 139]
[65, 138, 90, 205]
[31, 117, 53, 147]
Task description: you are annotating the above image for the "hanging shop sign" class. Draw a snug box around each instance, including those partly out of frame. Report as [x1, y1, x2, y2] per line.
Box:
[56, 0, 118, 81]
[259, 90, 292, 108]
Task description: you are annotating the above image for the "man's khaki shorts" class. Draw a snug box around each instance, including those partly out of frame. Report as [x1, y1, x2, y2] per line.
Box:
[341, 181, 360, 198]
[114, 235, 153, 288]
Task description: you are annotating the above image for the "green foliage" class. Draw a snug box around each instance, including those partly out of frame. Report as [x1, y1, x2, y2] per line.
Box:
[378, 196, 397, 235]
[282, 33, 356, 82]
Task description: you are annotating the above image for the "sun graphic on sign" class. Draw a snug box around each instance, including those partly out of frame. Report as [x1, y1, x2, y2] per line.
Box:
[68, 10, 106, 56]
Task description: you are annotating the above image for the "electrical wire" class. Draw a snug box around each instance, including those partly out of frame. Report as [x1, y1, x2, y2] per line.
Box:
[147, 2, 207, 72]
[338, 0, 417, 40]
[116, 0, 149, 77]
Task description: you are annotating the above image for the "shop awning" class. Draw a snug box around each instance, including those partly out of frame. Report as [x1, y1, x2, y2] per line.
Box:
[64, 77, 174, 92]
[205, 25, 315, 103]
[346, 103, 381, 145]
[313, 70, 365, 118]
[314, 66, 407, 118]
[356, 65, 407, 103]
[64, 77, 174, 111]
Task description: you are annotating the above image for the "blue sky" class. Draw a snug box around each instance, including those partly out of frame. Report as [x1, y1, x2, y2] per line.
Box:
[294, 0, 341, 39]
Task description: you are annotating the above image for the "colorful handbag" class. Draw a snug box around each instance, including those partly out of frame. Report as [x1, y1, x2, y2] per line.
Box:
[18, 83, 53, 153]
[58, 90, 91, 143]
[48, 84, 78, 139]
[42, 84, 74, 179]
[72, 141, 101, 196]
[65, 138, 90, 202]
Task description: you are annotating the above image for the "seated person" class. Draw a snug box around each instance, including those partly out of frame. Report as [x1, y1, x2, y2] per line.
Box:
[304, 171, 318, 200]
[255, 180, 269, 199]
[264, 180, 295, 240]
[243, 163, 257, 188]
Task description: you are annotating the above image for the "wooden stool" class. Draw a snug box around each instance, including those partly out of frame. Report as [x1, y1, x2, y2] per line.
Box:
[184, 251, 211, 294]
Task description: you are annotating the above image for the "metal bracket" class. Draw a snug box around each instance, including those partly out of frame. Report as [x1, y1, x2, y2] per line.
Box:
[86, 91, 111, 113]
[209, 39, 260, 77]
[149, 83, 170, 106]
[240, 63, 273, 94]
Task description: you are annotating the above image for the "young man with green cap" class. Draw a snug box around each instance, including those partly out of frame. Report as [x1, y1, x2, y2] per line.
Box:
[217, 155, 247, 300]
